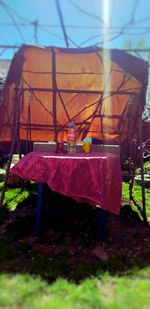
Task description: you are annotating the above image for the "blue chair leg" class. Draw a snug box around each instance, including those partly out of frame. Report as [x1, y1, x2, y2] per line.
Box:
[97, 208, 107, 240]
[36, 183, 48, 235]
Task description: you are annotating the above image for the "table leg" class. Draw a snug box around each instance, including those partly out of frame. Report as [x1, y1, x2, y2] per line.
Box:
[36, 184, 107, 240]
[96, 208, 107, 240]
[36, 183, 49, 235]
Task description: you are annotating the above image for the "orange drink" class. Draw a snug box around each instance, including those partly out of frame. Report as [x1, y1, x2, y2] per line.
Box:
[83, 141, 91, 153]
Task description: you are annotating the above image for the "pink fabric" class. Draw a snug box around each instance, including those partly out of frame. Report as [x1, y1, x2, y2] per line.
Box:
[10, 151, 122, 215]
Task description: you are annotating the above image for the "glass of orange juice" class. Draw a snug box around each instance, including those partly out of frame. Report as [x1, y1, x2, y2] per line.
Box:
[83, 140, 91, 153]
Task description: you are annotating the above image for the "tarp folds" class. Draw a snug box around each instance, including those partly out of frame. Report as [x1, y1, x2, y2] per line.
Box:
[0, 45, 148, 143]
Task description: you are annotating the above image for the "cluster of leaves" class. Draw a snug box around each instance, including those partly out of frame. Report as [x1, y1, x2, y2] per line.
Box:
[135, 161, 150, 176]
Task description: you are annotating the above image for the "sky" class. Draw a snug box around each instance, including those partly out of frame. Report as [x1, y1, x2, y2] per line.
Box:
[0, 0, 150, 59]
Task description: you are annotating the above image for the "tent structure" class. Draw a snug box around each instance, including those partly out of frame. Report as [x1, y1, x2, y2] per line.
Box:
[0, 44, 148, 145]
[0, 44, 149, 219]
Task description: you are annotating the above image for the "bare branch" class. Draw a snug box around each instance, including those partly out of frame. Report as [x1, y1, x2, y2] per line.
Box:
[68, 0, 104, 24]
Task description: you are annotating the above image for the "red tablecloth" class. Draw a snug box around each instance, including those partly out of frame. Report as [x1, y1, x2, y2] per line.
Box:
[10, 151, 122, 215]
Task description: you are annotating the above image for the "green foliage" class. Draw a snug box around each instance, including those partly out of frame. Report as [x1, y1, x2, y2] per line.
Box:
[4, 188, 30, 211]
[135, 161, 150, 175]
[0, 182, 34, 211]
[0, 181, 4, 189]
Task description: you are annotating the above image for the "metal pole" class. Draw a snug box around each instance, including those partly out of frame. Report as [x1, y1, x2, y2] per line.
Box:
[33, 20, 38, 44]
[52, 48, 58, 142]
[138, 103, 147, 223]
[55, 0, 69, 47]
[0, 89, 20, 207]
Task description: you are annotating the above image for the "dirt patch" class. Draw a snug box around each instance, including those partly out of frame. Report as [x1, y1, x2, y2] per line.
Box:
[0, 196, 150, 282]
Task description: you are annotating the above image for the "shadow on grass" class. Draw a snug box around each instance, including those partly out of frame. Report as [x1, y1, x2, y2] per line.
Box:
[0, 192, 150, 283]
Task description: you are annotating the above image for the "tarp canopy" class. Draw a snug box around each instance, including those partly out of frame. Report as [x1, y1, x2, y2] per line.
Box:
[0, 44, 148, 143]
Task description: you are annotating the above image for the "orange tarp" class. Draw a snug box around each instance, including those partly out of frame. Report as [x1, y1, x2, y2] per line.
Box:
[0, 45, 148, 143]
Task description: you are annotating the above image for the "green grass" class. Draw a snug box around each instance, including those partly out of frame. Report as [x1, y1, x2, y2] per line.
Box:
[0, 269, 150, 309]
[122, 181, 150, 202]
[122, 181, 150, 218]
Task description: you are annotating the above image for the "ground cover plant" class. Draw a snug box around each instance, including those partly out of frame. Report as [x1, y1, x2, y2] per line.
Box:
[0, 176, 150, 308]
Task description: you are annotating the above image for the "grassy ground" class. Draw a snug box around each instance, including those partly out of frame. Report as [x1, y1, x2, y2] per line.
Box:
[0, 180, 150, 308]
[122, 181, 150, 219]
[0, 269, 150, 309]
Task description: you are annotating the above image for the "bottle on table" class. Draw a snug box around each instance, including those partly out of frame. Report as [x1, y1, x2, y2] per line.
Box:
[67, 120, 76, 153]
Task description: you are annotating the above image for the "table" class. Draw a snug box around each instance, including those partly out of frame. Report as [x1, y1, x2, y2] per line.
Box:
[10, 151, 122, 236]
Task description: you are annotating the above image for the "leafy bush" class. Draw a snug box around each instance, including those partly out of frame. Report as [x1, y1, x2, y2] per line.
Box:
[135, 161, 150, 175]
